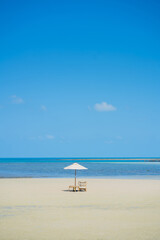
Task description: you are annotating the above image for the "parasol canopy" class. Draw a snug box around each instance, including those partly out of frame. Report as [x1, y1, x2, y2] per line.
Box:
[64, 163, 87, 170]
[64, 163, 88, 188]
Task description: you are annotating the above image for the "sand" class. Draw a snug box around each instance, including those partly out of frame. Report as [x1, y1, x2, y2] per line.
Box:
[0, 178, 160, 240]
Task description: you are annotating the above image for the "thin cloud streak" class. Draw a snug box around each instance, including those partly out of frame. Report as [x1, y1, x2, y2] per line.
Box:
[46, 134, 54, 139]
[94, 102, 116, 112]
[11, 95, 24, 104]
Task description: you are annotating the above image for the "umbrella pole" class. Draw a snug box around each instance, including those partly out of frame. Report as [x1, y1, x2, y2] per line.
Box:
[75, 169, 76, 187]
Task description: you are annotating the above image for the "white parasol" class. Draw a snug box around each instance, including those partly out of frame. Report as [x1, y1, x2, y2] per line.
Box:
[64, 163, 87, 187]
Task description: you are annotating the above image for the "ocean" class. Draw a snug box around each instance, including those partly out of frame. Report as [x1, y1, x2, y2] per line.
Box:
[0, 158, 160, 179]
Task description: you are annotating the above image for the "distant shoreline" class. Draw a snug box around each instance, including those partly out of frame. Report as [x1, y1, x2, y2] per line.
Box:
[56, 158, 160, 161]
[0, 158, 160, 162]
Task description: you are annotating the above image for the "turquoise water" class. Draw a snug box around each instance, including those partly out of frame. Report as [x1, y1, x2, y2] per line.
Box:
[0, 158, 160, 163]
[0, 158, 160, 179]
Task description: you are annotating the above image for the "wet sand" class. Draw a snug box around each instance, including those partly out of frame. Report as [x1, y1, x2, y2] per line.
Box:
[0, 178, 160, 240]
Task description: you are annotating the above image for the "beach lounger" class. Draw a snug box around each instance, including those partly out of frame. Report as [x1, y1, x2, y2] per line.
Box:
[69, 185, 79, 191]
[78, 181, 87, 191]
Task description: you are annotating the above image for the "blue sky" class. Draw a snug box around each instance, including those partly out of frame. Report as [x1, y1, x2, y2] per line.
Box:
[0, 0, 160, 157]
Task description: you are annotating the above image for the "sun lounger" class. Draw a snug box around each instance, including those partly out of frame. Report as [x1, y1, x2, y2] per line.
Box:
[78, 181, 87, 191]
[69, 185, 79, 191]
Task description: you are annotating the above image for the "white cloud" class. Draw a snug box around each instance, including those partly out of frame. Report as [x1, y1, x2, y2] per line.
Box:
[94, 102, 116, 112]
[46, 134, 54, 140]
[41, 105, 47, 111]
[11, 95, 24, 104]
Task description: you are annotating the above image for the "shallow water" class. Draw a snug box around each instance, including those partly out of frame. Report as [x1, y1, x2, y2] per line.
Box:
[0, 158, 160, 179]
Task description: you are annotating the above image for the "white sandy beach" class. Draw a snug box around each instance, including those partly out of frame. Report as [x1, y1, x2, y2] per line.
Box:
[0, 178, 160, 240]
